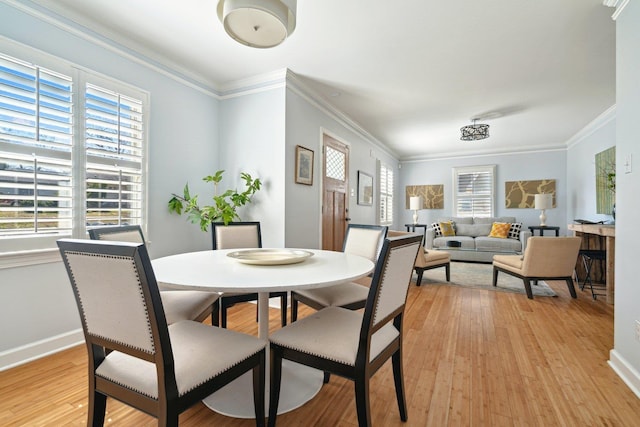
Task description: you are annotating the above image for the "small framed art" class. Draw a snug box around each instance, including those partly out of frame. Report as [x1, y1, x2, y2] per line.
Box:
[295, 145, 314, 185]
[357, 171, 373, 206]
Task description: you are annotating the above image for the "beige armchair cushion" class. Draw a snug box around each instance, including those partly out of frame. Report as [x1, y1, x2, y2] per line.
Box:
[493, 236, 581, 277]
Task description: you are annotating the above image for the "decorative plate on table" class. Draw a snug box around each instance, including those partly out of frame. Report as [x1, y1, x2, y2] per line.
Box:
[226, 249, 314, 265]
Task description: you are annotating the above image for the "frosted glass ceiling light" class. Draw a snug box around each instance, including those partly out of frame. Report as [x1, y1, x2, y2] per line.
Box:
[217, 0, 296, 48]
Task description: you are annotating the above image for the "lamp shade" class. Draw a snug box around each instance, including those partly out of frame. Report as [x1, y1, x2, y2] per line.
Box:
[409, 196, 422, 211]
[217, 0, 296, 48]
[534, 193, 553, 210]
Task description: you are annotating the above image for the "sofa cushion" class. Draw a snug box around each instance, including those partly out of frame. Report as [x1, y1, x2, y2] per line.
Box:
[508, 222, 522, 240]
[475, 236, 522, 252]
[473, 216, 516, 225]
[437, 217, 473, 225]
[488, 222, 511, 238]
[455, 223, 492, 237]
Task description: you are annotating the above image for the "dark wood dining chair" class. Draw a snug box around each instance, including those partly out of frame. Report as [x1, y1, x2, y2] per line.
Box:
[88, 225, 220, 325]
[57, 238, 266, 427]
[290, 224, 388, 322]
[211, 221, 288, 328]
[267, 234, 422, 427]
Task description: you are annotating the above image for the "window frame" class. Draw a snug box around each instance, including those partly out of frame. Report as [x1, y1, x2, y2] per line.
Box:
[452, 165, 496, 218]
[378, 161, 394, 225]
[0, 39, 149, 268]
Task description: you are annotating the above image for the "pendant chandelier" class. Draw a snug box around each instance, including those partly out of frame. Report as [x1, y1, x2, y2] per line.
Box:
[460, 119, 490, 141]
[217, 0, 297, 48]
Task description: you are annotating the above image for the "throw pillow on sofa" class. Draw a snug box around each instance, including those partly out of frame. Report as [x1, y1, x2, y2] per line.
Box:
[439, 221, 456, 236]
[507, 222, 522, 239]
[488, 222, 511, 238]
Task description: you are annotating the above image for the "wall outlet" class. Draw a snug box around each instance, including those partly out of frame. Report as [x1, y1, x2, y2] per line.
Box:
[636, 320, 640, 342]
[625, 154, 632, 174]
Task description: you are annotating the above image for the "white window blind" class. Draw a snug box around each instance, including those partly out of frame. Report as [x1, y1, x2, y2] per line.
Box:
[0, 53, 73, 237]
[0, 48, 147, 255]
[379, 162, 394, 224]
[453, 165, 495, 217]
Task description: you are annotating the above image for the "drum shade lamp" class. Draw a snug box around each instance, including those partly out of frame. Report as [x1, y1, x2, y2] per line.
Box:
[217, 0, 297, 48]
[534, 193, 553, 226]
[410, 196, 422, 225]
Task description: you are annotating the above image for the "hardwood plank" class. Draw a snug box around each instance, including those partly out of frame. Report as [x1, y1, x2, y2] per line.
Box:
[1, 281, 639, 426]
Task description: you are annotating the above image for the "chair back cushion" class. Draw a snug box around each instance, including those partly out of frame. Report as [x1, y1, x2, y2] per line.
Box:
[368, 235, 422, 327]
[522, 236, 582, 276]
[89, 225, 145, 244]
[212, 222, 261, 249]
[343, 224, 388, 262]
[58, 239, 160, 355]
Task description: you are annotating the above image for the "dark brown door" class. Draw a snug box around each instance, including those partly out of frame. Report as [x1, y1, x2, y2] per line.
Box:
[322, 134, 349, 251]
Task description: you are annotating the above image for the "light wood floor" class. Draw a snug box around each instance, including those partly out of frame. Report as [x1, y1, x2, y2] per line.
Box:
[2, 279, 639, 426]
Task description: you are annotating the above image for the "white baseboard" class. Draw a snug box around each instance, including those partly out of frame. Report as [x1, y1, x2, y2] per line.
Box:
[0, 329, 84, 371]
[608, 349, 640, 398]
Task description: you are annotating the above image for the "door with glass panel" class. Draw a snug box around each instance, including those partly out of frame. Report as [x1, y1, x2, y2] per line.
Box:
[322, 134, 349, 251]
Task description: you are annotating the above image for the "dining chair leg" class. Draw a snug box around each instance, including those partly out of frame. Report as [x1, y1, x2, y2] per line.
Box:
[89, 390, 107, 426]
[291, 298, 299, 322]
[267, 348, 283, 427]
[392, 349, 408, 421]
[212, 300, 220, 326]
[354, 376, 372, 427]
[254, 352, 266, 427]
[280, 294, 287, 326]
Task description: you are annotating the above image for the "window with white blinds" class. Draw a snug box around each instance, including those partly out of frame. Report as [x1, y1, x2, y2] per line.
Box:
[453, 165, 495, 217]
[379, 162, 394, 224]
[0, 49, 147, 254]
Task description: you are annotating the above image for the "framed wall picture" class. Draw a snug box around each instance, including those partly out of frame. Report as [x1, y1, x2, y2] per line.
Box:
[357, 171, 373, 206]
[295, 145, 314, 185]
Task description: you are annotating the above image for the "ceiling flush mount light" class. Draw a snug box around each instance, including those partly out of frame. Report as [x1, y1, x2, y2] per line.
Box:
[217, 0, 296, 48]
[460, 119, 490, 141]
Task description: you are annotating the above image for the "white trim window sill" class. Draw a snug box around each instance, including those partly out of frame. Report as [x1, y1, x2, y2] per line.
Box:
[0, 249, 61, 269]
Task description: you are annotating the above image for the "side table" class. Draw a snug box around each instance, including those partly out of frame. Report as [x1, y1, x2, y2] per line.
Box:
[405, 223, 428, 245]
[528, 225, 560, 236]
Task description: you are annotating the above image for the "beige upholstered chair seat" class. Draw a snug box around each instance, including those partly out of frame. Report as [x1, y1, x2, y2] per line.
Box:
[269, 306, 399, 366]
[420, 250, 450, 267]
[492, 254, 523, 272]
[291, 283, 369, 309]
[96, 320, 265, 399]
[160, 291, 220, 325]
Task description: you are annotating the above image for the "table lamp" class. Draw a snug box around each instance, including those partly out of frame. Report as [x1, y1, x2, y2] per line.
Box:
[534, 193, 553, 226]
[409, 196, 422, 225]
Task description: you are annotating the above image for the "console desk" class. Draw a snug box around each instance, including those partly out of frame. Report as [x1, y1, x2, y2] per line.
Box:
[568, 223, 615, 304]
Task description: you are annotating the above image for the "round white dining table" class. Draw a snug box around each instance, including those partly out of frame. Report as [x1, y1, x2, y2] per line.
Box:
[151, 248, 374, 418]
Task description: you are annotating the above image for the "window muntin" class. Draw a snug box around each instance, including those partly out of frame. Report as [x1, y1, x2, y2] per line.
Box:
[453, 165, 495, 217]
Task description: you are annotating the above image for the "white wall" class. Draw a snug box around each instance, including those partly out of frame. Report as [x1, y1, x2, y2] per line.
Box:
[400, 150, 568, 233]
[609, 1, 640, 396]
[566, 108, 616, 224]
[0, 2, 220, 365]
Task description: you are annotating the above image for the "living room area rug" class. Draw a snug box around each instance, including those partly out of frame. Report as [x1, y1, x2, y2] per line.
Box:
[416, 261, 557, 297]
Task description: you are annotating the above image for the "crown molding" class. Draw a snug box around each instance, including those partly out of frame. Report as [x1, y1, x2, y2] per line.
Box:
[565, 104, 616, 149]
[603, 0, 630, 20]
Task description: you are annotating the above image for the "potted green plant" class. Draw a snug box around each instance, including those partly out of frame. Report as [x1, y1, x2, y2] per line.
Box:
[168, 170, 262, 231]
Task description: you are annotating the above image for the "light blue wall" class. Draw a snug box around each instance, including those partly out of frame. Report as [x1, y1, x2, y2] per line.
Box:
[284, 87, 399, 248]
[0, 3, 220, 358]
[566, 110, 616, 224]
[219, 87, 287, 248]
[611, 1, 640, 393]
[400, 150, 568, 234]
